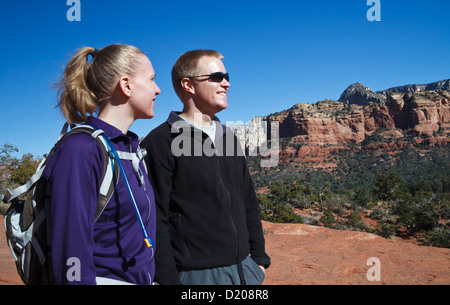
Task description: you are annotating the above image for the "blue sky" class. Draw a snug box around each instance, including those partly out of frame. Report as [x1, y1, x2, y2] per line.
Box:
[1, 0, 449, 157]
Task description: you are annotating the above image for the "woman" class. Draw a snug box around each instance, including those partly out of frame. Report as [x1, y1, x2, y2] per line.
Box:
[45, 44, 160, 284]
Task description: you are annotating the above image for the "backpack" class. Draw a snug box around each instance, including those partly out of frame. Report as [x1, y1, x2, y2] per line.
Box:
[2, 123, 149, 285]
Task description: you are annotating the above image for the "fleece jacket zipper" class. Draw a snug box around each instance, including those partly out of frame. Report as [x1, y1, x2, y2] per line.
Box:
[215, 146, 240, 264]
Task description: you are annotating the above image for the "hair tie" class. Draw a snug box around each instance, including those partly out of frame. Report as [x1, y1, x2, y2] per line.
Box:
[87, 49, 99, 63]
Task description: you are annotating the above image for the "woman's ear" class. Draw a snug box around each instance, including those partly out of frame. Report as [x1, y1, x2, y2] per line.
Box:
[118, 76, 132, 97]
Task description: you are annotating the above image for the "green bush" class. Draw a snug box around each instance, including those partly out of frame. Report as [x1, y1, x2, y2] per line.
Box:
[423, 227, 450, 248]
[320, 209, 336, 228]
[352, 187, 374, 208]
[374, 173, 403, 201]
[349, 210, 362, 226]
[258, 195, 304, 224]
[394, 193, 441, 233]
[376, 221, 395, 239]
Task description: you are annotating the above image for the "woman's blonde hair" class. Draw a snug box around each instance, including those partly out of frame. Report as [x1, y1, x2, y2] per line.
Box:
[57, 44, 144, 124]
[171, 50, 224, 100]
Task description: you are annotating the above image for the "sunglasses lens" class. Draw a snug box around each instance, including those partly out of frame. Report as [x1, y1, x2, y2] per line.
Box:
[210, 72, 229, 82]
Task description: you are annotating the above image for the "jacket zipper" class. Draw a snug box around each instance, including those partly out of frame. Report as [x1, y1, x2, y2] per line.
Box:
[175, 213, 191, 260]
[215, 148, 239, 263]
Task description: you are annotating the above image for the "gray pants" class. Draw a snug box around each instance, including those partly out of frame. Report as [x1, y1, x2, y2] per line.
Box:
[179, 256, 265, 285]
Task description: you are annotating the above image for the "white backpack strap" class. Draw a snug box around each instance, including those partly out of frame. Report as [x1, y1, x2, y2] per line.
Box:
[97, 136, 115, 198]
[116, 149, 147, 187]
[85, 128, 116, 198]
[137, 148, 148, 175]
[3, 158, 46, 203]
[4, 122, 82, 204]
[96, 276, 135, 285]
[91, 129, 104, 139]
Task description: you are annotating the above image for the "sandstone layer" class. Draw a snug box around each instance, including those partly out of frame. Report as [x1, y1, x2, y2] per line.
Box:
[268, 90, 450, 146]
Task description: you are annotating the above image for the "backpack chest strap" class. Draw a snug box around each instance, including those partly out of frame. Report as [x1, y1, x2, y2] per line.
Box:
[85, 126, 148, 192]
[116, 149, 148, 187]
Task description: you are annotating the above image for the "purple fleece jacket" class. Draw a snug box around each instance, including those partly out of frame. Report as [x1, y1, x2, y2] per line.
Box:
[43, 117, 156, 285]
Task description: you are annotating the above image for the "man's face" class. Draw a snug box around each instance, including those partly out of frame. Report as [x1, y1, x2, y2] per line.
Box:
[191, 56, 230, 116]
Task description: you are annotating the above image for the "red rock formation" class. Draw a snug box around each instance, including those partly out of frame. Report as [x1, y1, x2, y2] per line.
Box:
[269, 91, 450, 146]
[388, 91, 450, 137]
[263, 90, 450, 170]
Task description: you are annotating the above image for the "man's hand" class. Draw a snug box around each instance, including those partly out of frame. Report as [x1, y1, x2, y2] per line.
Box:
[259, 265, 266, 274]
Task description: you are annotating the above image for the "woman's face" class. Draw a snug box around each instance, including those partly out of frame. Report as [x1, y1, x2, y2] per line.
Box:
[128, 54, 161, 120]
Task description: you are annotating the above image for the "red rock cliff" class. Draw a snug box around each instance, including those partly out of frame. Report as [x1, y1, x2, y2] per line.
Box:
[267, 90, 450, 146]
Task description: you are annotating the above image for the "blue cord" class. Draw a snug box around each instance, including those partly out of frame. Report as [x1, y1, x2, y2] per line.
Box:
[87, 124, 153, 249]
[102, 134, 153, 248]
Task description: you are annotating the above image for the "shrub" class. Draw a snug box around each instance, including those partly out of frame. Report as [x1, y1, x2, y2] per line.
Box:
[352, 187, 374, 208]
[349, 210, 362, 226]
[422, 227, 450, 248]
[374, 173, 403, 201]
[320, 209, 336, 228]
[394, 197, 440, 233]
[258, 195, 304, 224]
[376, 221, 395, 239]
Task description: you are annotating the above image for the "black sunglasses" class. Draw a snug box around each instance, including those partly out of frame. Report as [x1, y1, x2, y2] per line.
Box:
[188, 72, 230, 83]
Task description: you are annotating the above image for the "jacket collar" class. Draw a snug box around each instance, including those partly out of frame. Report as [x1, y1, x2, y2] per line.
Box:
[87, 116, 140, 151]
[166, 111, 227, 136]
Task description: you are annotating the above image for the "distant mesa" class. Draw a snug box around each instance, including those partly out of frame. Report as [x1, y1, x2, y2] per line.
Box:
[377, 79, 450, 95]
[339, 79, 450, 107]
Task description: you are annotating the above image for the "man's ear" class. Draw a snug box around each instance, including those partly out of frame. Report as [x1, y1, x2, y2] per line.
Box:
[181, 77, 195, 95]
[119, 76, 132, 97]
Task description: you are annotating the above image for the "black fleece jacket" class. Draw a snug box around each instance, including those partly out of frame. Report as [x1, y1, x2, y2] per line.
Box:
[141, 112, 271, 285]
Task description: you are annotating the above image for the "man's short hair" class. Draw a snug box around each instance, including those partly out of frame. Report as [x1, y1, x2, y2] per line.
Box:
[171, 50, 224, 100]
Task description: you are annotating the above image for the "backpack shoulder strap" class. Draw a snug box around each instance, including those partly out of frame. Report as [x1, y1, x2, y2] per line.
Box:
[3, 123, 119, 222]
[3, 123, 74, 204]
[67, 125, 119, 221]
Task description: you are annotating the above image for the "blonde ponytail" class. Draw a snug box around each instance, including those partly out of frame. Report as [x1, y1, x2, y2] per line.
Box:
[57, 44, 144, 124]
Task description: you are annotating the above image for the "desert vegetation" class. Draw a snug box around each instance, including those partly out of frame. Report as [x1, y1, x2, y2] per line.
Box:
[251, 142, 450, 248]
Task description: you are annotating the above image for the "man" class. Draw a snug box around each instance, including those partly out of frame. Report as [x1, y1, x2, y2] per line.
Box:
[141, 50, 270, 285]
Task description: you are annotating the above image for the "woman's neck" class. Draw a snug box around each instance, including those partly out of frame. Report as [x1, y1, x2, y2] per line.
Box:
[98, 105, 133, 135]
